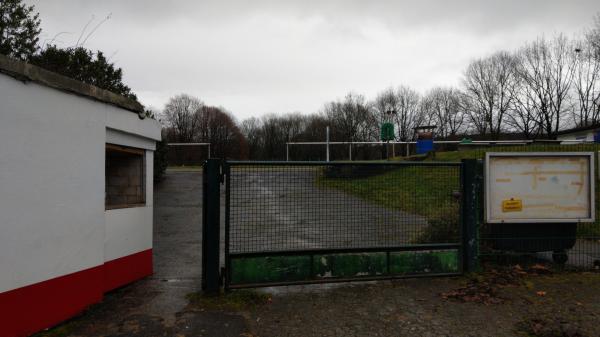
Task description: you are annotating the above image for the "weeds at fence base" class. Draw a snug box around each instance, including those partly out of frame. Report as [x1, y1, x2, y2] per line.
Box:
[186, 290, 272, 311]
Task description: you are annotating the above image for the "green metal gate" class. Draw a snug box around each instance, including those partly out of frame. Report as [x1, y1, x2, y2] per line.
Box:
[202, 160, 480, 291]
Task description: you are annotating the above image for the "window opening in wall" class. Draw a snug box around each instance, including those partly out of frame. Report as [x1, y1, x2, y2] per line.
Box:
[105, 144, 145, 209]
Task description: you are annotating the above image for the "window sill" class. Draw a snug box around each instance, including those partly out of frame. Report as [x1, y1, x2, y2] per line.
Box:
[105, 203, 147, 211]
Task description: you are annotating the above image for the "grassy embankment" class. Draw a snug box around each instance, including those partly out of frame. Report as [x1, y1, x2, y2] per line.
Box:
[322, 144, 600, 239]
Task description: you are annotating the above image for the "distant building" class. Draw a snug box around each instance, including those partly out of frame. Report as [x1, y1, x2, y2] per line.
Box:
[556, 124, 600, 143]
[0, 54, 161, 337]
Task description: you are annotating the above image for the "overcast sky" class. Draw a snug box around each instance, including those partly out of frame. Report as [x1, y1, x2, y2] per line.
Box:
[31, 0, 600, 120]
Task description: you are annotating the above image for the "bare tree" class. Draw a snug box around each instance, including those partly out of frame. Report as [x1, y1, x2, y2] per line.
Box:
[572, 38, 600, 126]
[372, 87, 398, 128]
[198, 106, 248, 159]
[162, 94, 203, 142]
[515, 35, 576, 137]
[462, 51, 518, 139]
[395, 86, 422, 141]
[588, 14, 600, 59]
[323, 93, 376, 141]
[422, 87, 465, 138]
[506, 79, 541, 139]
[162, 94, 248, 159]
[241, 117, 264, 159]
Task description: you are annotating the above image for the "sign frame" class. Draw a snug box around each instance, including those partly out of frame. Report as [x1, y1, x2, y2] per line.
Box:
[485, 152, 595, 224]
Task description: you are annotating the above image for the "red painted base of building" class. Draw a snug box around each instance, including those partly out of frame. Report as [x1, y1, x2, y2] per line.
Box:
[0, 249, 152, 337]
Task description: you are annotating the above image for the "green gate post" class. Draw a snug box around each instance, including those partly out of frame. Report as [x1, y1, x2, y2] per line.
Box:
[202, 159, 222, 293]
[461, 159, 481, 272]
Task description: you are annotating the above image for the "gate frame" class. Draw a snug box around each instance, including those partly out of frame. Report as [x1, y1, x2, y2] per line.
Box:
[201, 159, 223, 293]
[202, 159, 480, 291]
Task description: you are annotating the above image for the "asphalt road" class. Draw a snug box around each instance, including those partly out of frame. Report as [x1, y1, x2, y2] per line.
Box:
[228, 167, 427, 254]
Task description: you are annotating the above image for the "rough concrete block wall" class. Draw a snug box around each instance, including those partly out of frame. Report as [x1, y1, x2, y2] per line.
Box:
[105, 150, 145, 207]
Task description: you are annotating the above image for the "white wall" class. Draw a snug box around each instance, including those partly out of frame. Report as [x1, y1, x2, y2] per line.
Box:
[104, 152, 154, 262]
[557, 130, 595, 142]
[0, 73, 160, 293]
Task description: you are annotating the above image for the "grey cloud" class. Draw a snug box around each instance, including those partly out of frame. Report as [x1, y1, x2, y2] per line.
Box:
[29, 0, 600, 118]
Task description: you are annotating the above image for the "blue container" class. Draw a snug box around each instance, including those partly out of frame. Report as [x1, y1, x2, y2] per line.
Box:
[416, 139, 433, 154]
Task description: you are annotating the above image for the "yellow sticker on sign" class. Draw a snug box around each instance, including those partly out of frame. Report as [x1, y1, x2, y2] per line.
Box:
[502, 199, 522, 212]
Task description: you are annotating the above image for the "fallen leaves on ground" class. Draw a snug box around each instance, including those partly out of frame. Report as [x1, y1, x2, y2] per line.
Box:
[440, 264, 552, 305]
[518, 317, 587, 337]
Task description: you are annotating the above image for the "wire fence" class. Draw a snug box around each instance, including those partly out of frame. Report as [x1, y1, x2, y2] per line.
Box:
[441, 141, 600, 160]
[285, 139, 594, 161]
[227, 162, 462, 253]
[216, 141, 600, 288]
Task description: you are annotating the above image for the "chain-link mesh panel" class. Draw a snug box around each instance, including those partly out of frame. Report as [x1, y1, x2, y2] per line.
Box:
[227, 163, 462, 254]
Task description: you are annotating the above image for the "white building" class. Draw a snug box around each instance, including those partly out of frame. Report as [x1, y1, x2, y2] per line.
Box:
[0, 54, 161, 337]
[556, 124, 600, 143]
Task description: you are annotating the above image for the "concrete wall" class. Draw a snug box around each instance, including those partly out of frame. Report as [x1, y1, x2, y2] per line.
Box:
[0, 69, 160, 336]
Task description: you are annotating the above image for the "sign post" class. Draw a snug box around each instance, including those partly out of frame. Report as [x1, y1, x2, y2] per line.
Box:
[381, 108, 396, 160]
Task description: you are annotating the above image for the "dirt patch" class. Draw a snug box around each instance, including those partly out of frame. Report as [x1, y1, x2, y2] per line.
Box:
[235, 271, 600, 337]
[441, 264, 552, 305]
[516, 316, 587, 337]
[186, 290, 272, 312]
[33, 271, 600, 337]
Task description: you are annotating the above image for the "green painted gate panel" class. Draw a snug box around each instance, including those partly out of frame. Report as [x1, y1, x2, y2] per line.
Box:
[230, 256, 311, 284]
[229, 249, 460, 286]
[313, 252, 387, 278]
[389, 251, 458, 275]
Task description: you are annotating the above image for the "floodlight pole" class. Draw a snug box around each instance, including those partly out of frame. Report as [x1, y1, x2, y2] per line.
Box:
[286, 143, 289, 161]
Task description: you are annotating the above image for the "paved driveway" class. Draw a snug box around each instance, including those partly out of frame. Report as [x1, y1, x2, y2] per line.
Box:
[228, 167, 428, 254]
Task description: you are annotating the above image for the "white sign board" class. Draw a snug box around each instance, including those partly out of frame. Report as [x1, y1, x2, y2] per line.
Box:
[485, 152, 595, 223]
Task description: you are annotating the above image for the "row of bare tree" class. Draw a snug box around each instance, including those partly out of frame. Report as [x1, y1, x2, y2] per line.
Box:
[160, 17, 600, 160]
[160, 94, 248, 159]
[464, 33, 600, 139]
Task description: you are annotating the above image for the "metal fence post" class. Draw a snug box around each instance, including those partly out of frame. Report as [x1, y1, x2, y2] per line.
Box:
[202, 159, 222, 293]
[326, 126, 330, 162]
[461, 159, 481, 272]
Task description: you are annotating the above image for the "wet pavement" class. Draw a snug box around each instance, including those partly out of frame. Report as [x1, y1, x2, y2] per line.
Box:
[35, 169, 600, 337]
[35, 170, 249, 337]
